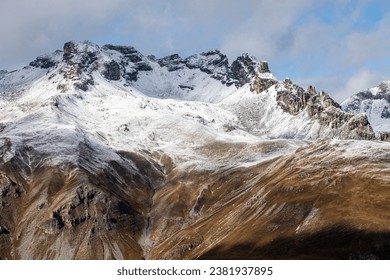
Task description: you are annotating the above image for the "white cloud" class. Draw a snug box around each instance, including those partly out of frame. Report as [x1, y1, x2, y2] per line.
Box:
[296, 69, 385, 103]
[334, 70, 384, 101]
[0, 0, 134, 69]
[337, 15, 390, 67]
[220, 0, 314, 59]
[217, 1, 390, 101]
[1, 0, 390, 104]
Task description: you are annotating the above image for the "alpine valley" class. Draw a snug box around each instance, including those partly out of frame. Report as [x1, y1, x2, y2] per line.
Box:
[0, 41, 390, 260]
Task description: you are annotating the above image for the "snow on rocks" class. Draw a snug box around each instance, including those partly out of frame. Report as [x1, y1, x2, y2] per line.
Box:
[0, 40, 384, 174]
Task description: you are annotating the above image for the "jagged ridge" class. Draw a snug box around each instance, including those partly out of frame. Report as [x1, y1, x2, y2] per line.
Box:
[342, 81, 390, 139]
[0, 41, 389, 260]
[0, 40, 376, 141]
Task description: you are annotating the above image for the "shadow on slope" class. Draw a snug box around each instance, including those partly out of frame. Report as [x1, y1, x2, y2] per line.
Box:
[198, 224, 390, 260]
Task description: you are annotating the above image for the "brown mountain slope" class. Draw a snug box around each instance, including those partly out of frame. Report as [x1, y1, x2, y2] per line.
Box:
[1, 139, 390, 259]
[147, 140, 390, 259]
[0, 149, 163, 259]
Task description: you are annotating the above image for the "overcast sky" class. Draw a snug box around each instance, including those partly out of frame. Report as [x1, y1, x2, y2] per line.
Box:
[1, 0, 390, 102]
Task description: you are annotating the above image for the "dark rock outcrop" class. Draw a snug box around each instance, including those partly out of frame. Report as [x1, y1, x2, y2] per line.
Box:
[380, 132, 390, 141]
[60, 42, 279, 94]
[102, 44, 153, 83]
[277, 80, 341, 117]
[0, 226, 9, 234]
[229, 54, 257, 87]
[0, 70, 7, 79]
[354, 83, 390, 103]
[381, 106, 390, 119]
[29, 56, 57, 69]
[39, 184, 143, 235]
[103, 44, 145, 65]
[157, 54, 184, 72]
[102, 44, 138, 55]
[179, 85, 194, 90]
[228, 54, 277, 92]
[74, 78, 94, 91]
[276, 79, 310, 115]
[125, 71, 138, 82]
[103, 60, 121, 81]
[63, 41, 78, 61]
[0, 174, 25, 209]
[156, 51, 276, 92]
[135, 62, 152, 72]
[342, 81, 390, 136]
[185, 50, 229, 80]
[59, 41, 99, 91]
[276, 79, 375, 140]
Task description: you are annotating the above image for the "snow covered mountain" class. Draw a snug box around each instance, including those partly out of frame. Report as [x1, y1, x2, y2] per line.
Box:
[0, 41, 389, 260]
[342, 81, 390, 139]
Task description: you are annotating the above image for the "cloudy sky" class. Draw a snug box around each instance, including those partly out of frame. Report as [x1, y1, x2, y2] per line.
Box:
[1, 0, 390, 101]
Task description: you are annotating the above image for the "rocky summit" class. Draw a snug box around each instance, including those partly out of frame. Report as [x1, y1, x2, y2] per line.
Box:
[0, 41, 389, 259]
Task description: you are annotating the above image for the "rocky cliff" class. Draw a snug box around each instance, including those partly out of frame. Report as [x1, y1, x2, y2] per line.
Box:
[342, 80, 390, 138]
[0, 41, 388, 259]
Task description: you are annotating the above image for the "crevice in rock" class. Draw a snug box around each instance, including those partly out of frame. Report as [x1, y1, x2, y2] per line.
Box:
[139, 184, 155, 260]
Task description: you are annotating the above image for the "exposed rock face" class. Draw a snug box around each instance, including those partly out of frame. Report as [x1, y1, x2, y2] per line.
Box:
[60, 41, 160, 91]
[381, 106, 390, 119]
[156, 50, 230, 82]
[343, 114, 375, 140]
[380, 132, 390, 141]
[0, 173, 25, 259]
[342, 80, 390, 135]
[29, 55, 58, 69]
[228, 54, 277, 92]
[2, 137, 389, 260]
[0, 141, 164, 259]
[38, 184, 144, 237]
[157, 54, 184, 72]
[259, 60, 270, 73]
[0, 226, 9, 234]
[1, 41, 388, 260]
[185, 50, 229, 82]
[250, 71, 277, 93]
[276, 79, 310, 115]
[155, 51, 277, 91]
[103, 44, 138, 55]
[0, 70, 7, 79]
[146, 140, 390, 260]
[354, 82, 390, 103]
[49, 42, 278, 103]
[101, 44, 153, 83]
[53, 41, 376, 141]
[276, 79, 341, 116]
[229, 54, 257, 87]
[103, 60, 121, 81]
[58, 41, 99, 91]
[0, 174, 25, 207]
[63, 41, 78, 59]
[275, 79, 375, 140]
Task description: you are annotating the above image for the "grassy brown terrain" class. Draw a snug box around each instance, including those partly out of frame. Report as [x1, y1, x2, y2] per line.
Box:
[1, 140, 390, 259]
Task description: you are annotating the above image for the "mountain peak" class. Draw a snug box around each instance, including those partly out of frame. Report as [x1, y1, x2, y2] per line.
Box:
[1, 40, 389, 260]
[0, 40, 380, 140]
[342, 79, 390, 135]
[36, 41, 278, 97]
